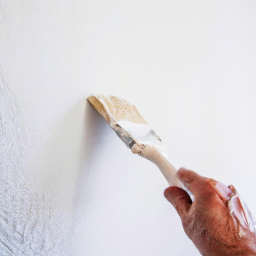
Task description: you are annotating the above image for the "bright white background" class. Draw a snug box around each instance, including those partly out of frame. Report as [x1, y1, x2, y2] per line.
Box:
[0, 0, 256, 255]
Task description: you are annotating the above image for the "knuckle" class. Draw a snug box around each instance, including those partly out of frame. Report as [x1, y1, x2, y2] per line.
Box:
[183, 171, 197, 183]
[203, 178, 215, 189]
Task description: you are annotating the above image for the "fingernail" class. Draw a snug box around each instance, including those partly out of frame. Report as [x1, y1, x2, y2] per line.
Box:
[215, 181, 233, 200]
[177, 168, 185, 178]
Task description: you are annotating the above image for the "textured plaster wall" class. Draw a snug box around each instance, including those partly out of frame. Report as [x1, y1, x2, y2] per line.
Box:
[0, 0, 256, 255]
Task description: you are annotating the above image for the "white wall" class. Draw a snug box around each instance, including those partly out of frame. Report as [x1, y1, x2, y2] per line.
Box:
[0, 0, 256, 255]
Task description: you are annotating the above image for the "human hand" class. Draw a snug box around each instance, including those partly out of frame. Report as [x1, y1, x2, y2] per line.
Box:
[164, 167, 256, 256]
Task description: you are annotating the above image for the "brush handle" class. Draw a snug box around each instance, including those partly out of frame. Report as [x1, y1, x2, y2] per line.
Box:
[132, 143, 189, 190]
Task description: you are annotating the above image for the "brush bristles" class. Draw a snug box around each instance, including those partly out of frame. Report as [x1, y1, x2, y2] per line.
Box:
[87, 95, 147, 124]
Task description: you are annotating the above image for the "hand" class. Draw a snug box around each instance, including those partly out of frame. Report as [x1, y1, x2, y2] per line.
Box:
[164, 167, 256, 256]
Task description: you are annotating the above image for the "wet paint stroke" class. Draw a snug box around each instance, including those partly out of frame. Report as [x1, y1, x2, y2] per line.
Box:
[0, 78, 72, 255]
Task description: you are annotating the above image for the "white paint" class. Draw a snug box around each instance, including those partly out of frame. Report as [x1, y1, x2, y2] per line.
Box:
[0, 0, 256, 255]
[118, 120, 164, 150]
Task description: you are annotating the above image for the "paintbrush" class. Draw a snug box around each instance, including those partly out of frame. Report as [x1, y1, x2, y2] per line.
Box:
[87, 94, 185, 189]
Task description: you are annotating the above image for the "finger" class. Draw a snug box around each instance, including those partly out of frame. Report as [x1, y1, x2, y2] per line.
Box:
[177, 167, 233, 203]
[177, 167, 205, 196]
[228, 192, 248, 229]
[164, 186, 192, 220]
[227, 187, 255, 230]
[205, 179, 233, 201]
[228, 184, 238, 194]
[214, 181, 233, 200]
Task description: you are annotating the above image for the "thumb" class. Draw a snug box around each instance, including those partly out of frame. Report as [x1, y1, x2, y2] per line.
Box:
[164, 186, 192, 220]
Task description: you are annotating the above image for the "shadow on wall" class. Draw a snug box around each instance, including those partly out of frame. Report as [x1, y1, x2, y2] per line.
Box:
[37, 97, 114, 254]
[80, 99, 111, 175]
[75, 99, 115, 204]
[38, 97, 111, 202]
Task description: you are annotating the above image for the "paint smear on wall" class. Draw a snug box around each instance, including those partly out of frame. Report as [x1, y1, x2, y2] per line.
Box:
[0, 78, 73, 255]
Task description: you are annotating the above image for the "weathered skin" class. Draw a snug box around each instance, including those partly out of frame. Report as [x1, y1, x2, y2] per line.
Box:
[164, 167, 256, 256]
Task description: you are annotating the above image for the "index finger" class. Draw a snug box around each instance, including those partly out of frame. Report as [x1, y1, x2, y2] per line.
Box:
[177, 167, 213, 197]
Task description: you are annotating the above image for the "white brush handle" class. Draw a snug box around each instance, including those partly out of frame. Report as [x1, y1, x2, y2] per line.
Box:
[131, 143, 183, 187]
